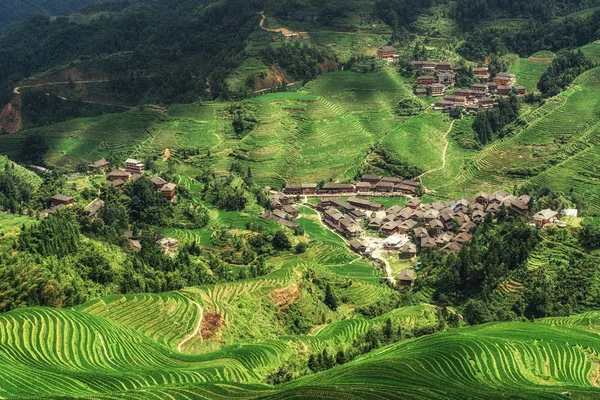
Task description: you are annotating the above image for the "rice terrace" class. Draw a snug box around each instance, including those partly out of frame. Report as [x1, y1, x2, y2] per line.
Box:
[2, 0, 600, 399]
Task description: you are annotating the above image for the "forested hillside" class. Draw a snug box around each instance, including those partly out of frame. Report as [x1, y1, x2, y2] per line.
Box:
[0, 0, 263, 107]
[0, 0, 103, 29]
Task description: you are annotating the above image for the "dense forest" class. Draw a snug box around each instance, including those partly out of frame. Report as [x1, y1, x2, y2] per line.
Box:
[0, 0, 263, 106]
[459, 9, 600, 58]
[453, 0, 599, 25]
[0, 0, 102, 28]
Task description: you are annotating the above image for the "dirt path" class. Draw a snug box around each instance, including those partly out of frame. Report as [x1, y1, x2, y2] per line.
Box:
[259, 11, 307, 37]
[14, 79, 111, 95]
[177, 300, 203, 353]
[299, 199, 394, 283]
[417, 119, 455, 191]
[371, 247, 395, 284]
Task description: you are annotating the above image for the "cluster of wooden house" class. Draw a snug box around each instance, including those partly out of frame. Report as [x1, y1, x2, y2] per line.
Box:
[260, 192, 301, 228]
[412, 62, 526, 107]
[283, 175, 422, 197]
[88, 157, 177, 201]
[320, 197, 374, 239]
[411, 60, 460, 97]
[338, 191, 532, 258]
[41, 194, 76, 218]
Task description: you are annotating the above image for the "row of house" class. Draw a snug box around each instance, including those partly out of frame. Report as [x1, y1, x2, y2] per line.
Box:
[411, 61, 453, 72]
[282, 175, 422, 196]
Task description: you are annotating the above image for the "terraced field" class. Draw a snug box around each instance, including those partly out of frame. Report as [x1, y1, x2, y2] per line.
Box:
[4, 306, 600, 399]
[506, 51, 555, 91]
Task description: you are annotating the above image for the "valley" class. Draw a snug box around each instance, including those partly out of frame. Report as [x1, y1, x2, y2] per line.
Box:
[2, 1, 600, 399]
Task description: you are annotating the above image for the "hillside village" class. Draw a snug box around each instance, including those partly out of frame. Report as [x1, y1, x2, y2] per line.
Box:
[264, 173, 568, 287]
[38, 157, 181, 255]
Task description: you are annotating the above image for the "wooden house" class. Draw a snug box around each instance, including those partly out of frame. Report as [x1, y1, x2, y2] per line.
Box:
[400, 243, 417, 259]
[377, 46, 396, 60]
[51, 194, 75, 207]
[442, 241, 462, 252]
[88, 159, 110, 171]
[470, 83, 489, 96]
[86, 199, 105, 217]
[428, 219, 444, 236]
[415, 88, 428, 96]
[478, 97, 495, 108]
[381, 221, 400, 237]
[533, 209, 558, 228]
[454, 232, 472, 244]
[454, 88, 472, 99]
[435, 62, 452, 71]
[320, 183, 356, 194]
[125, 158, 145, 175]
[361, 174, 382, 185]
[413, 227, 429, 238]
[150, 176, 168, 190]
[406, 198, 422, 209]
[301, 184, 317, 194]
[418, 76, 435, 85]
[160, 183, 177, 200]
[374, 181, 395, 193]
[397, 269, 416, 288]
[348, 197, 383, 211]
[515, 86, 527, 95]
[421, 236, 437, 248]
[434, 100, 454, 110]
[437, 72, 455, 86]
[282, 205, 299, 218]
[493, 72, 516, 86]
[428, 83, 446, 97]
[473, 67, 490, 79]
[108, 170, 131, 181]
[349, 239, 367, 254]
[444, 95, 467, 104]
[497, 85, 513, 96]
[356, 182, 372, 193]
[398, 219, 417, 234]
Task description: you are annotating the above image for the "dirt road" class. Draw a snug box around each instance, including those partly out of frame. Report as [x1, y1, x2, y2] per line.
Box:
[417, 119, 455, 191]
[177, 300, 204, 353]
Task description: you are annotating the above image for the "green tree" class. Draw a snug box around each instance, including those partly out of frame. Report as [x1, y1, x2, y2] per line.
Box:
[272, 230, 291, 250]
[324, 283, 338, 311]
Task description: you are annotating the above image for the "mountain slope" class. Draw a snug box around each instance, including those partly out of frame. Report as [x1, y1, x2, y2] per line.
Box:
[0, 0, 102, 28]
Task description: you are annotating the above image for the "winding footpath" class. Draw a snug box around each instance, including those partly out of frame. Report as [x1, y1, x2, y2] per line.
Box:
[177, 300, 204, 353]
[417, 119, 455, 191]
[300, 199, 395, 283]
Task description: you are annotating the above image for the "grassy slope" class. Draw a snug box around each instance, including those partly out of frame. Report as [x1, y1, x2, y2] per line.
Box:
[506, 51, 555, 91]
